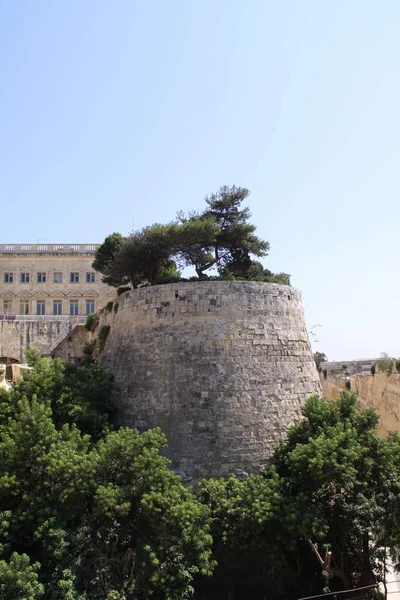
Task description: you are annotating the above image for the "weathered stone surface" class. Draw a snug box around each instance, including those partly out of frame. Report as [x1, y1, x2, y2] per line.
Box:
[94, 281, 321, 479]
[0, 319, 75, 362]
[321, 370, 400, 437]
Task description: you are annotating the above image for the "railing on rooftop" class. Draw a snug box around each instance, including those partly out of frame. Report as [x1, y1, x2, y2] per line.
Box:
[0, 314, 87, 324]
[0, 244, 99, 254]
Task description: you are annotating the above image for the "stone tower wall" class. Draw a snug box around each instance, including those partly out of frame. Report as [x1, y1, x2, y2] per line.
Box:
[95, 281, 321, 479]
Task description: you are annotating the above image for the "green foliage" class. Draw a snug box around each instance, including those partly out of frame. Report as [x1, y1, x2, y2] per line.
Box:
[396, 361, 400, 373]
[98, 325, 111, 353]
[83, 340, 95, 356]
[373, 353, 393, 375]
[12, 349, 114, 438]
[85, 312, 99, 331]
[93, 186, 288, 288]
[199, 392, 400, 596]
[105, 301, 113, 313]
[314, 351, 328, 370]
[92, 233, 126, 287]
[117, 286, 131, 296]
[113, 302, 119, 313]
[0, 354, 215, 599]
[0, 552, 44, 599]
[371, 364, 376, 376]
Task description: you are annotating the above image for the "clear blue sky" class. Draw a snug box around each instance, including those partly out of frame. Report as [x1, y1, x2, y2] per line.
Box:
[1, 1, 399, 360]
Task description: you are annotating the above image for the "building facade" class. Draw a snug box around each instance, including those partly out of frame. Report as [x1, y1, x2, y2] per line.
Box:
[0, 243, 115, 317]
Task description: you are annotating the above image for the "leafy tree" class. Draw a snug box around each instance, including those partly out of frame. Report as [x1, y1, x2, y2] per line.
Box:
[0, 353, 215, 599]
[12, 348, 115, 439]
[314, 351, 328, 370]
[93, 186, 285, 288]
[0, 553, 44, 599]
[198, 392, 400, 596]
[373, 353, 393, 375]
[92, 233, 127, 287]
[174, 186, 269, 279]
[94, 226, 180, 289]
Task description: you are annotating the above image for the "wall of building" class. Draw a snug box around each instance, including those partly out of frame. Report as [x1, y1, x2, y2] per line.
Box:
[52, 325, 89, 364]
[0, 244, 115, 316]
[320, 371, 400, 436]
[92, 281, 321, 480]
[0, 319, 77, 362]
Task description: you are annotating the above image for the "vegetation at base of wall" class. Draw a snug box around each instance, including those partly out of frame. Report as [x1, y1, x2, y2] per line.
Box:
[1, 352, 399, 599]
[93, 186, 290, 289]
[85, 312, 99, 331]
[0, 352, 214, 600]
[83, 339, 96, 356]
[98, 324, 111, 353]
[105, 301, 113, 312]
[197, 392, 400, 597]
[396, 360, 400, 373]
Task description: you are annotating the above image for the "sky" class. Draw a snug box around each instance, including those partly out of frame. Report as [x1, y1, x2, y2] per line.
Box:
[0, 0, 399, 360]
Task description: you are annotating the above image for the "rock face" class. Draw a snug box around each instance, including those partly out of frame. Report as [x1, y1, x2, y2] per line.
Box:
[321, 370, 400, 437]
[95, 281, 321, 479]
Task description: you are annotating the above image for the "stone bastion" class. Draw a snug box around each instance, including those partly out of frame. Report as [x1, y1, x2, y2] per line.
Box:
[94, 281, 321, 479]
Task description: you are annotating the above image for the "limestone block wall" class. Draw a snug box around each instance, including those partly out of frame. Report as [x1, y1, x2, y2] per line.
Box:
[321, 372, 400, 436]
[52, 325, 89, 364]
[94, 281, 321, 479]
[0, 320, 75, 362]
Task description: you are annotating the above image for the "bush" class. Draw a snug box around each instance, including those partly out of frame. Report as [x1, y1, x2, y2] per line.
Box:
[113, 302, 119, 313]
[83, 340, 95, 356]
[373, 353, 393, 375]
[98, 325, 111, 353]
[85, 312, 99, 331]
[105, 301, 113, 313]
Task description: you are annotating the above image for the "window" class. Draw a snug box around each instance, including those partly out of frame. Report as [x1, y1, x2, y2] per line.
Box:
[53, 272, 63, 283]
[86, 272, 95, 283]
[4, 273, 13, 283]
[70, 300, 79, 316]
[37, 272, 46, 283]
[86, 299, 95, 315]
[20, 300, 29, 315]
[3, 300, 12, 313]
[20, 273, 30, 283]
[36, 300, 45, 316]
[53, 300, 62, 316]
[70, 272, 79, 283]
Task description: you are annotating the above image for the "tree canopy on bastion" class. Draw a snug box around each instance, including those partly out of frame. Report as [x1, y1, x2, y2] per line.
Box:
[93, 185, 290, 289]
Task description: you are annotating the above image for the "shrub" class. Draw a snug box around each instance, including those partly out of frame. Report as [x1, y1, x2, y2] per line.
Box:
[373, 353, 393, 375]
[105, 301, 113, 313]
[83, 340, 95, 356]
[85, 313, 99, 331]
[113, 303, 119, 313]
[98, 325, 111, 353]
